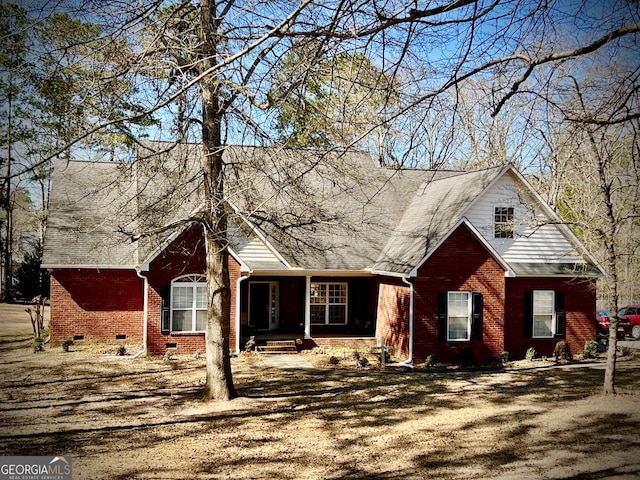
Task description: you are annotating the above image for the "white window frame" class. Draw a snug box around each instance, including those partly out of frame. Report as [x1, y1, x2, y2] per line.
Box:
[532, 290, 555, 338]
[447, 291, 471, 341]
[494, 206, 514, 239]
[310, 282, 348, 325]
[170, 274, 207, 333]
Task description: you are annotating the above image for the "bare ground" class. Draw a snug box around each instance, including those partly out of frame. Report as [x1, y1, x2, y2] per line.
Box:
[1, 303, 639, 480]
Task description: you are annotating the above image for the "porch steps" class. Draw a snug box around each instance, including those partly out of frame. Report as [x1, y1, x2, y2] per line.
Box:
[255, 340, 298, 354]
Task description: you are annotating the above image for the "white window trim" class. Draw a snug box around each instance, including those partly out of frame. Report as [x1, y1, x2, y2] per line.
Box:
[310, 282, 348, 325]
[447, 291, 471, 341]
[532, 290, 556, 338]
[494, 206, 515, 239]
[170, 274, 207, 333]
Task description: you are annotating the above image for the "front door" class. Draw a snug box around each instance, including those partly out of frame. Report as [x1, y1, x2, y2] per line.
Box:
[249, 282, 279, 331]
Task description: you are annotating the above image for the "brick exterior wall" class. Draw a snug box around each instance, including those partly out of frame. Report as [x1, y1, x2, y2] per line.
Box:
[50, 269, 144, 346]
[375, 223, 598, 364]
[375, 278, 410, 360]
[504, 277, 597, 359]
[145, 225, 241, 356]
[50, 225, 242, 356]
[377, 224, 506, 364]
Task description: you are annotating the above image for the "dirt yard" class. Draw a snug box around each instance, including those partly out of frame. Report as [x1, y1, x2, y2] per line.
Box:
[1, 303, 640, 480]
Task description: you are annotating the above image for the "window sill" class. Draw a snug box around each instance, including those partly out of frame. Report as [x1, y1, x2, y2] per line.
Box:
[167, 331, 205, 336]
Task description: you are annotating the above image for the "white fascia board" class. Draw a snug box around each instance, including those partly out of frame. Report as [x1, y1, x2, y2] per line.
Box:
[458, 164, 510, 219]
[507, 168, 606, 275]
[42, 264, 135, 270]
[248, 269, 375, 277]
[225, 197, 293, 270]
[409, 217, 511, 277]
[228, 246, 252, 273]
[138, 223, 190, 271]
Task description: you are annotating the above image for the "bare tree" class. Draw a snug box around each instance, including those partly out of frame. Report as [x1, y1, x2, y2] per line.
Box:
[10, 0, 640, 400]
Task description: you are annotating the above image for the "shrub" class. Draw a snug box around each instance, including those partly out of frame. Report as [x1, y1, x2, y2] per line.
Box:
[117, 345, 127, 356]
[619, 346, 634, 358]
[498, 351, 509, 365]
[583, 340, 599, 359]
[328, 355, 340, 365]
[525, 347, 537, 361]
[553, 341, 573, 361]
[357, 356, 369, 368]
[425, 354, 437, 368]
[32, 337, 44, 353]
[61, 339, 74, 352]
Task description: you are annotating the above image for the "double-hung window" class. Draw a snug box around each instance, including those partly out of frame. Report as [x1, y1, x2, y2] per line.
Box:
[171, 275, 207, 332]
[448, 292, 471, 341]
[310, 282, 347, 324]
[525, 290, 565, 338]
[494, 206, 514, 239]
[438, 291, 483, 341]
[532, 290, 555, 338]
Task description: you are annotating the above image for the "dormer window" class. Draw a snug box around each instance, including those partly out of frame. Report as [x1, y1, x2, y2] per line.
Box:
[494, 207, 514, 239]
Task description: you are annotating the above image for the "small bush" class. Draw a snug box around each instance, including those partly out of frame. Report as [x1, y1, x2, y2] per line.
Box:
[583, 340, 599, 359]
[61, 339, 74, 352]
[328, 355, 340, 365]
[32, 337, 44, 353]
[525, 347, 537, 361]
[619, 346, 634, 358]
[425, 354, 437, 368]
[117, 345, 127, 356]
[357, 356, 369, 368]
[553, 341, 573, 361]
[498, 351, 509, 365]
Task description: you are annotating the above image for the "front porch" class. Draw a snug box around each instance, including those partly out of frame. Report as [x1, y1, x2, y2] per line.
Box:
[236, 274, 380, 352]
[243, 332, 379, 353]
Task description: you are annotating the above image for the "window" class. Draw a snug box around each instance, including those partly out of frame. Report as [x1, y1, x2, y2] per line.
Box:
[170, 275, 207, 332]
[494, 206, 514, 238]
[448, 292, 471, 340]
[524, 290, 565, 338]
[532, 290, 554, 337]
[438, 291, 483, 341]
[310, 282, 347, 324]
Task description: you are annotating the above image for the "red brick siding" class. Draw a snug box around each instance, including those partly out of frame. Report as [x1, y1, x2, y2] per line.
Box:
[376, 278, 410, 360]
[412, 225, 506, 364]
[50, 269, 143, 346]
[504, 277, 597, 359]
[50, 224, 242, 356]
[146, 225, 241, 356]
[376, 224, 506, 364]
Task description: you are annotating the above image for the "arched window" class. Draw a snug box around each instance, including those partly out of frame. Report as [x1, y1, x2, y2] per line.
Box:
[171, 275, 207, 332]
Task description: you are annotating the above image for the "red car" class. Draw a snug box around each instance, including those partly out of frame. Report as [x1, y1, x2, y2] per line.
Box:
[618, 305, 640, 340]
[596, 310, 630, 340]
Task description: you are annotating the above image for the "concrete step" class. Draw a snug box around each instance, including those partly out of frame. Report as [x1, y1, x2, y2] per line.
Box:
[256, 340, 298, 354]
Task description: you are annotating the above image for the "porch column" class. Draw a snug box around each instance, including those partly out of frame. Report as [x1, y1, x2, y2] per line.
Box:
[304, 275, 311, 339]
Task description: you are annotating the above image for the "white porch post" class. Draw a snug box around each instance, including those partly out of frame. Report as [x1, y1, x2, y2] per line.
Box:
[304, 275, 311, 339]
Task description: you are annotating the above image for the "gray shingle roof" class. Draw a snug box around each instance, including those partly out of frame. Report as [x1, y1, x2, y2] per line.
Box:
[42, 160, 139, 267]
[374, 167, 503, 274]
[43, 142, 597, 277]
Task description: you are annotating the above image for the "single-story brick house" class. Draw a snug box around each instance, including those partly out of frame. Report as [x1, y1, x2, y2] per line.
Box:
[42, 142, 603, 363]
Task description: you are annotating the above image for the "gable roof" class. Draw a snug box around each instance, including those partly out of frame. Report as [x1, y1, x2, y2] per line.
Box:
[42, 142, 601, 278]
[374, 166, 504, 275]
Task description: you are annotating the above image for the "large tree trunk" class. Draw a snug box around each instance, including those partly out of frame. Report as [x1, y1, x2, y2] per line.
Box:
[200, 0, 236, 401]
